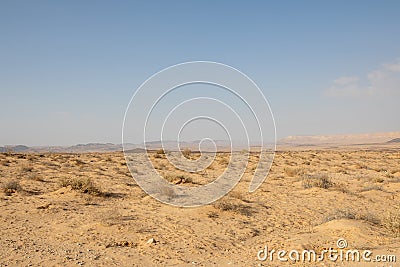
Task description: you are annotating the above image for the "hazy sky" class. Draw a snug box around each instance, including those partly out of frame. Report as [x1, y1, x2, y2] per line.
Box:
[1, 1, 399, 146]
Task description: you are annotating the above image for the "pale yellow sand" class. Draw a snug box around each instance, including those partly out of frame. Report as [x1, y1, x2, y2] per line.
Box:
[0, 148, 399, 266]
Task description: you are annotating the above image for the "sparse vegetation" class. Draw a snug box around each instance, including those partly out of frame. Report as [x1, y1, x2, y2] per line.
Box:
[74, 159, 86, 165]
[21, 165, 33, 172]
[155, 162, 167, 170]
[218, 156, 229, 165]
[59, 177, 102, 196]
[383, 208, 400, 236]
[323, 208, 380, 225]
[207, 211, 219, 218]
[156, 149, 165, 155]
[27, 173, 44, 182]
[323, 208, 356, 222]
[182, 148, 191, 159]
[374, 177, 385, 183]
[302, 173, 332, 189]
[2, 180, 21, 195]
[360, 185, 383, 192]
[213, 199, 254, 216]
[164, 174, 193, 184]
[0, 149, 399, 265]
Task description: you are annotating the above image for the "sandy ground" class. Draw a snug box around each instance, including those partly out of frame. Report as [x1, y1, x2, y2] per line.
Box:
[0, 148, 399, 266]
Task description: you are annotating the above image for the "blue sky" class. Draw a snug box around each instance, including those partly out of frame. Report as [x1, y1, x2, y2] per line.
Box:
[1, 1, 399, 146]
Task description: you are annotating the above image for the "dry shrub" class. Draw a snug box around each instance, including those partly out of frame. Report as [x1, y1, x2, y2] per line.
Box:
[21, 165, 33, 172]
[74, 159, 86, 165]
[164, 174, 192, 184]
[213, 199, 254, 217]
[27, 174, 44, 182]
[2, 180, 21, 196]
[333, 182, 349, 193]
[182, 148, 192, 159]
[302, 173, 332, 189]
[154, 153, 163, 159]
[219, 156, 229, 165]
[59, 177, 102, 196]
[207, 211, 219, 218]
[360, 185, 383, 192]
[155, 162, 166, 170]
[156, 149, 165, 155]
[323, 208, 356, 222]
[323, 208, 380, 225]
[374, 177, 385, 183]
[383, 208, 400, 236]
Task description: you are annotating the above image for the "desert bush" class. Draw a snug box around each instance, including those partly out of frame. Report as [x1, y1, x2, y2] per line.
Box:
[155, 162, 166, 170]
[323, 208, 356, 222]
[1, 160, 10, 166]
[302, 173, 332, 189]
[2, 180, 21, 195]
[219, 156, 229, 165]
[358, 213, 381, 225]
[27, 174, 44, 182]
[154, 153, 163, 159]
[21, 165, 33, 172]
[164, 174, 192, 184]
[360, 185, 383, 192]
[156, 149, 165, 155]
[74, 159, 86, 165]
[207, 211, 219, 218]
[182, 148, 191, 159]
[59, 177, 102, 195]
[383, 208, 400, 236]
[213, 199, 254, 217]
[323, 208, 380, 225]
[333, 182, 349, 193]
[373, 177, 385, 183]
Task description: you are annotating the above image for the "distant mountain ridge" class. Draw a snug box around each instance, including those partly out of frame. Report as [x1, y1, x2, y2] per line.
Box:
[0, 143, 131, 153]
[1, 132, 399, 153]
[278, 132, 400, 146]
[0, 139, 259, 153]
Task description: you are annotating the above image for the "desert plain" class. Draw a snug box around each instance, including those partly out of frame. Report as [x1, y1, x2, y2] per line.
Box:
[0, 145, 399, 266]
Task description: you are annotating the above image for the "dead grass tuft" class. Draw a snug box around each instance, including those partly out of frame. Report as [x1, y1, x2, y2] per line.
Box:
[383, 208, 400, 236]
[323, 208, 380, 225]
[156, 149, 165, 155]
[21, 165, 33, 172]
[2, 180, 22, 196]
[323, 208, 356, 222]
[59, 177, 102, 196]
[164, 174, 193, 185]
[360, 185, 383, 192]
[302, 173, 332, 189]
[182, 148, 192, 159]
[213, 199, 254, 217]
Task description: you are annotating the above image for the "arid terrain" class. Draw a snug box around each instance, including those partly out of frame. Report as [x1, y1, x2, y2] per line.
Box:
[0, 147, 399, 266]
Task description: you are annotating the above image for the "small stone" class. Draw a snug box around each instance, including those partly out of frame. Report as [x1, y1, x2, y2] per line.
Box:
[146, 238, 156, 244]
